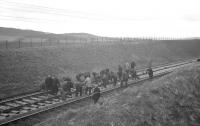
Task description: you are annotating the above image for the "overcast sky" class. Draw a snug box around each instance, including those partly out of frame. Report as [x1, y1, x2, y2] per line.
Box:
[0, 0, 200, 37]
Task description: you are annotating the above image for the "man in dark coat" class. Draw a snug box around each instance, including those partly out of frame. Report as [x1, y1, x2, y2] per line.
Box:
[40, 82, 46, 91]
[131, 61, 136, 69]
[92, 72, 98, 84]
[92, 85, 101, 104]
[121, 72, 129, 87]
[118, 65, 123, 81]
[51, 76, 60, 95]
[45, 75, 54, 94]
[53, 76, 60, 87]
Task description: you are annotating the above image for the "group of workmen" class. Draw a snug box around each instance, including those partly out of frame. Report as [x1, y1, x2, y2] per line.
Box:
[41, 61, 153, 104]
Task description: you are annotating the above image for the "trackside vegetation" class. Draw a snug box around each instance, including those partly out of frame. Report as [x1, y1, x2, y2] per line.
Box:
[1, 40, 200, 99]
[43, 64, 200, 126]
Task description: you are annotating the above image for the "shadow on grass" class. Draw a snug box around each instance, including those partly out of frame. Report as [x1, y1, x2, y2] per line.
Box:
[41, 64, 200, 126]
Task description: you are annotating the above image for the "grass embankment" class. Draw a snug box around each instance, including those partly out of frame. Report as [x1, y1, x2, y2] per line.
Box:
[43, 64, 200, 126]
[0, 40, 200, 99]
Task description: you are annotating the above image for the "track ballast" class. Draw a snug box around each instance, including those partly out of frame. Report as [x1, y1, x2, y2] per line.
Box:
[0, 59, 197, 126]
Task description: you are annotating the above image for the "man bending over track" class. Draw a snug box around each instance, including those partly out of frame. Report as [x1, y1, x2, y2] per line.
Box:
[146, 67, 153, 79]
[92, 85, 101, 104]
[62, 77, 74, 98]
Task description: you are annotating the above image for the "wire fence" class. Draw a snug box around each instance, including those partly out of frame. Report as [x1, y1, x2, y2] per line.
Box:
[0, 38, 140, 49]
[0, 40, 61, 49]
[0, 40, 87, 49]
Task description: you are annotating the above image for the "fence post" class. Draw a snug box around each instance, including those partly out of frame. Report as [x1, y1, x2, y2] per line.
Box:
[30, 39, 32, 47]
[6, 40, 8, 49]
[65, 39, 67, 45]
[41, 39, 43, 47]
[19, 40, 21, 48]
[57, 40, 59, 46]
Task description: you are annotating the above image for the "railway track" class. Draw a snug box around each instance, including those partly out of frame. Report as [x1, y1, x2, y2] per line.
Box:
[0, 59, 198, 126]
[0, 57, 195, 102]
[0, 57, 195, 103]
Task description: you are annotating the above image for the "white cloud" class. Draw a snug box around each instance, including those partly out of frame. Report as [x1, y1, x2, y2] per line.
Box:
[0, 0, 200, 37]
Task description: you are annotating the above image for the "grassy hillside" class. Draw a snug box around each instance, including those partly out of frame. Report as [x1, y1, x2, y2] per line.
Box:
[0, 40, 200, 98]
[0, 27, 99, 42]
[43, 64, 200, 126]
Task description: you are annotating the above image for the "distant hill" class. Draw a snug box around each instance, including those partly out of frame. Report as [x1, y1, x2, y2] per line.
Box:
[1, 27, 199, 43]
[0, 27, 47, 37]
[0, 27, 99, 42]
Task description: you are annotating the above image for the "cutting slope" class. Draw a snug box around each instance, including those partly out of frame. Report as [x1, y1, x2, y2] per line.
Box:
[0, 40, 200, 98]
[44, 64, 200, 126]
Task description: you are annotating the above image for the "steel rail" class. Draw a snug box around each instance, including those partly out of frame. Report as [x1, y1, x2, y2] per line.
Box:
[0, 57, 196, 105]
[135, 57, 196, 72]
[0, 71, 172, 126]
[0, 59, 195, 126]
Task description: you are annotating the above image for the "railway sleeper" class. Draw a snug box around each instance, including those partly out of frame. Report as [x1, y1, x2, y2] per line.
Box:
[15, 101, 28, 105]
[0, 60, 196, 125]
[0, 97, 54, 115]
[0, 105, 11, 112]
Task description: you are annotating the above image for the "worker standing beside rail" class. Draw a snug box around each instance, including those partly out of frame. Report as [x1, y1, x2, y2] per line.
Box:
[44, 75, 52, 91]
[118, 65, 123, 81]
[45, 75, 58, 95]
[74, 81, 83, 97]
[125, 62, 130, 73]
[131, 61, 136, 69]
[110, 71, 117, 87]
[102, 72, 109, 88]
[92, 72, 98, 84]
[121, 72, 129, 87]
[84, 74, 92, 95]
[76, 73, 82, 82]
[52, 76, 60, 95]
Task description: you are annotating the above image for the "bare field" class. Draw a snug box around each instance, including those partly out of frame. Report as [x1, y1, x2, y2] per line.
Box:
[0, 40, 200, 98]
[42, 64, 200, 126]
